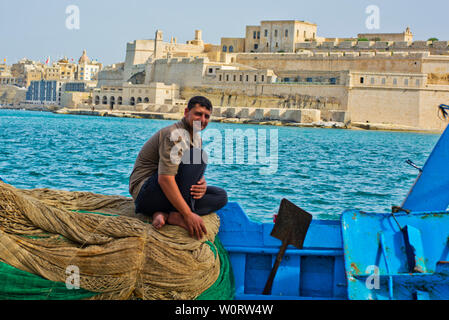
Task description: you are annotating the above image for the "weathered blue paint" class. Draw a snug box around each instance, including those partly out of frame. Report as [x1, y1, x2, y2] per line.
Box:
[217, 202, 347, 300]
[341, 209, 449, 300]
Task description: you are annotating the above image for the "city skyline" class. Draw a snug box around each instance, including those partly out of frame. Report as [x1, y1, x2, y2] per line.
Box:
[1, 0, 449, 65]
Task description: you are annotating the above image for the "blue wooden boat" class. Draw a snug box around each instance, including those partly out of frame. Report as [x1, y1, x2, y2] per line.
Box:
[2, 123, 449, 300]
[216, 123, 449, 300]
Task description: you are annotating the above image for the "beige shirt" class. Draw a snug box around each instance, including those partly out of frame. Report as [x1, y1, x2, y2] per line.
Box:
[129, 118, 201, 200]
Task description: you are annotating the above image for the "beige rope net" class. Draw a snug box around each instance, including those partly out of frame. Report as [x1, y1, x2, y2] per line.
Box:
[0, 181, 221, 300]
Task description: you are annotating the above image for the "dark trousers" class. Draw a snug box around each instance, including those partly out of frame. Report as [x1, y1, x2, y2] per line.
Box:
[135, 149, 228, 217]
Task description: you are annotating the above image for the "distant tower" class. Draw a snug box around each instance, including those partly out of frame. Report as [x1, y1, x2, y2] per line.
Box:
[190, 30, 204, 46]
[154, 30, 164, 59]
[404, 27, 413, 42]
[195, 30, 202, 41]
[78, 49, 91, 64]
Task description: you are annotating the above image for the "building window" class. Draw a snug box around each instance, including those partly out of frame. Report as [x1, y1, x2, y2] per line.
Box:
[274, 30, 278, 37]
[208, 68, 213, 74]
[371, 77, 375, 84]
[285, 29, 288, 37]
[254, 44, 258, 50]
[264, 29, 268, 37]
[257, 31, 260, 39]
[382, 78, 386, 85]
[360, 77, 364, 84]
[229, 46, 234, 53]
[404, 79, 409, 86]
[233, 75, 236, 81]
[222, 45, 227, 52]
[304, 31, 307, 38]
[275, 42, 279, 48]
[261, 75, 265, 82]
[219, 75, 222, 81]
[253, 31, 257, 39]
[226, 75, 229, 81]
[416, 79, 420, 86]
[393, 78, 398, 85]
[254, 75, 257, 82]
[246, 75, 249, 82]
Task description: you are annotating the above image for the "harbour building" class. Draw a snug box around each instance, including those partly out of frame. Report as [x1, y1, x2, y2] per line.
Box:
[25, 80, 62, 105]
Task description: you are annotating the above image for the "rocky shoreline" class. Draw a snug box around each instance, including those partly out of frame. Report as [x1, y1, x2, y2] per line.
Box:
[1, 104, 441, 134]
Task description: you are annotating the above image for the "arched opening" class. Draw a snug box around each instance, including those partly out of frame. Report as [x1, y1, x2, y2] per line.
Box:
[229, 46, 234, 53]
[130, 97, 135, 106]
[110, 96, 115, 109]
[102, 96, 108, 105]
[222, 45, 227, 52]
[118, 96, 122, 105]
[137, 97, 142, 104]
[144, 97, 149, 103]
[95, 96, 100, 105]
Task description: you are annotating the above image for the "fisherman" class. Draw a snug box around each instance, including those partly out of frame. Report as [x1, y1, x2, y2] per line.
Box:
[129, 96, 228, 240]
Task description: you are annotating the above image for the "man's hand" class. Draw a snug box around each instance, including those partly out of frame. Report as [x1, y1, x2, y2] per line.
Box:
[191, 176, 207, 200]
[183, 211, 207, 240]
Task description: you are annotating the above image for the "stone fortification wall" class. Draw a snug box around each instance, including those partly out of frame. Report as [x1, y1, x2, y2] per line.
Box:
[149, 57, 207, 87]
[419, 86, 449, 131]
[296, 40, 449, 55]
[236, 51, 428, 74]
[348, 87, 421, 127]
[97, 66, 125, 87]
[421, 56, 449, 84]
[125, 40, 155, 68]
[181, 84, 347, 112]
[347, 84, 449, 131]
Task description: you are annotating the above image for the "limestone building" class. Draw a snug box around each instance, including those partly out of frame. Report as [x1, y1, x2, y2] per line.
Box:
[76, 50, 101, 81]
[358, 27, 413, 42]
[222, 20, 318, 53]
[86, 20, 449, 131]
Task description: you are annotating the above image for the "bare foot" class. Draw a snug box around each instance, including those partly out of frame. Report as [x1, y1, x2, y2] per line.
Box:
[152, 212, 168, 229]
[167, 211, 188, 231]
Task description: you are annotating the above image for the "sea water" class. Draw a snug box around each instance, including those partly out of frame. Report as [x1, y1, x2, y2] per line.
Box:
[0, 109, 440, 222]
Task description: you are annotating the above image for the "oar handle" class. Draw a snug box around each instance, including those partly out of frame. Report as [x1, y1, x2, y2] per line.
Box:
[262, 241, 288, 295]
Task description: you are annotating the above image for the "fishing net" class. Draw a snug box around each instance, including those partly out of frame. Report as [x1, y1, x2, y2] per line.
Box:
[0, 181, 234, 300]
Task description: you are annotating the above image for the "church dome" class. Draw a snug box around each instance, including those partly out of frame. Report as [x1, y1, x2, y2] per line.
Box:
[78, 49, 91, 64]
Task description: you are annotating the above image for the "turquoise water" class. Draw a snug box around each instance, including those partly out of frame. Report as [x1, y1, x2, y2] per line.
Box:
[0, 110, 440, 222]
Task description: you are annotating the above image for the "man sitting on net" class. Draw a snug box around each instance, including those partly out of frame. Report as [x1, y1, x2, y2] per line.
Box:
[129, 96, 228, 240]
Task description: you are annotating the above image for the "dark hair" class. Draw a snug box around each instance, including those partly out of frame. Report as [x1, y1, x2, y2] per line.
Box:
[187, 96, 213, 111]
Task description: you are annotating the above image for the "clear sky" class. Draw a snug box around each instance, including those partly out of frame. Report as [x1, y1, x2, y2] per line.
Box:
[1, 0, 449, 66]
